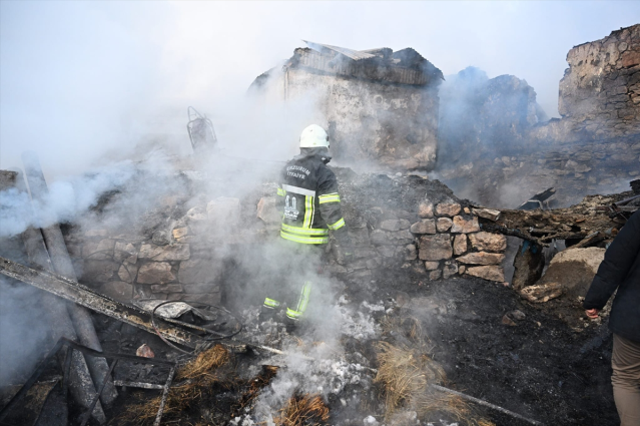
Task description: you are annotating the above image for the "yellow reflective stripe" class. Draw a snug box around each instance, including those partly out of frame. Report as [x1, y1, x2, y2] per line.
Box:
[277, 187, 286, 197]
[328, 217, 345, 231]
[281, 223, 328, 236]
[263, 298, 281, 308]
[319, 197, 340, 204]
[286, 307, 301, 320]
[295, 281, 312, 314]
[303, 195, 314, 228]
[280, 230, 329, 244]
[318, 193, 341, 204]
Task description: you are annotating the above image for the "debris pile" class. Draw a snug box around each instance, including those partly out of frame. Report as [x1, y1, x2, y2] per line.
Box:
[0, 157, 633, 424]
[437, 134, 640, 207]
[437, 24, 640, 208]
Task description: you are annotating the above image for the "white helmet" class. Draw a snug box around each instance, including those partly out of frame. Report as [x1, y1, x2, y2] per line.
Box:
[299, 124, 330, 149]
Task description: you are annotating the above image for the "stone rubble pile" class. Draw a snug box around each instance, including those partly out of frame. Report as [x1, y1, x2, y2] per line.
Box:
[439, 136, 640, 208]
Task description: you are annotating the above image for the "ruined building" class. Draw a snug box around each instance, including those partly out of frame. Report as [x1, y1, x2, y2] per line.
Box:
[250, 41, 444, 170]
[557, 23, 640, 139]
[2, 26, 639, 426]
[437, 66, 548, 164]
[438, 24, 640, 208]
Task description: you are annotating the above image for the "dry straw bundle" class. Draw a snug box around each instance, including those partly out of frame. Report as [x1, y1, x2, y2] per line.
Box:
[376, 315, 494, 426]
[274, 393, 330, 426]
[115, 345, 235, 425]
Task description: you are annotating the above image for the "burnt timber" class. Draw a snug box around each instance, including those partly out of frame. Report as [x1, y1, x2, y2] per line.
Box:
[0, 256, 210, 350]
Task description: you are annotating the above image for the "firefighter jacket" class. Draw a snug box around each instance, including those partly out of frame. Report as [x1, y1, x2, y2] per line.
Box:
[277, 150, 347, 245]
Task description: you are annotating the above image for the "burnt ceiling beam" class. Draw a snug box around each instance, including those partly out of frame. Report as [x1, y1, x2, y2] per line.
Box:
[21, 152, 119, 406]
[0, 255, 204, 349]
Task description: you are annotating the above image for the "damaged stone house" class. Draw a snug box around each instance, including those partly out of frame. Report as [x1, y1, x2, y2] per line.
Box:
[438, 24, 640, 208]
[249, 41, 444, 170]
[1, 25, 640, 426]
[556, 23, 640, 139]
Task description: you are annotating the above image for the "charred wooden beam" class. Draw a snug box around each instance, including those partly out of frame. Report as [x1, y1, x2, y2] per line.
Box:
[518, 187, 556, 210]
[3, 170, 107, 423]
[573, 231, 605, 249]
[479, 221, 548, 247]
[0, 255, 206, 349]
[430, 384, 543, 425]
[21, 152, 118, 406]
[0, 337, 176, 425]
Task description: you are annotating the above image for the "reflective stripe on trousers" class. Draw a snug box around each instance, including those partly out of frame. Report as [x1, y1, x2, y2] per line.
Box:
[286, 281, 312, 321]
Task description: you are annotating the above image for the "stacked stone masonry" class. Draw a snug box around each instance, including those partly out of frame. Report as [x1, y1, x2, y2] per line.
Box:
[66, 176, 509, 306]
[410, 202, 506, 282]
[559, 24, 640, 138]
[64, 199, 239, 305]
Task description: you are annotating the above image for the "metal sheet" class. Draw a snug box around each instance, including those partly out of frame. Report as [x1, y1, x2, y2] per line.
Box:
[303, 40, 376, 61]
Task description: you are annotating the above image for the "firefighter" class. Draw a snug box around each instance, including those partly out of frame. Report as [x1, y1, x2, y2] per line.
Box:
[261, 124, 352, 324]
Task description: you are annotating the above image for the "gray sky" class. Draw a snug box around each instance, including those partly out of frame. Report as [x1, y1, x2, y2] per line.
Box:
[1, 1, 638, 177]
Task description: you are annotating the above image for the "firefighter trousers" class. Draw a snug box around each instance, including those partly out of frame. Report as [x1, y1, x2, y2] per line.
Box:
[262, 240, 325, 321]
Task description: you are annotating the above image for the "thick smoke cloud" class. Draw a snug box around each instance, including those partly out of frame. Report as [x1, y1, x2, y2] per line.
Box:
[2, 2, 639, 179]
[437, 66, 548, 165]
[0, 0, 638, 416]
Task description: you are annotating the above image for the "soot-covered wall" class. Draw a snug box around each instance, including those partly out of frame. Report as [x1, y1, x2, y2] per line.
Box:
[250, 46, 443, 171]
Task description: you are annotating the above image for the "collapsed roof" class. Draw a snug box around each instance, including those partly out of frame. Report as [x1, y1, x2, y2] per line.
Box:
[287, 40, 444, 87]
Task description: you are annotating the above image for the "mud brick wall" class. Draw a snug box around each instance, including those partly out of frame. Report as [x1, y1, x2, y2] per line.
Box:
[558, 24, 640, 138]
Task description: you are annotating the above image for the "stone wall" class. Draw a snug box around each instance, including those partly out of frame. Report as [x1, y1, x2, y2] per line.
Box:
[557, 24, 640, 139]
[408, 203, 507, 282]
[250, 46, 443, 171]
[66, 172, 509, 307]
[64, 196, 247, 306]
[258, 172, 508, 284]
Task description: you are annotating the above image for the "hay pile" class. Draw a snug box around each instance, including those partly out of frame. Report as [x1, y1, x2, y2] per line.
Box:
[232, 365, 279, 416]
[115, 344, 235, 425]
[375, 316, 494, 426]
[275, 393, 330, 426]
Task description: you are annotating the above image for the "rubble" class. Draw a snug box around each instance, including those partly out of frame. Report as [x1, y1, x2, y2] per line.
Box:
[4, 149, 639, 425]
[523, 247, 605, 303]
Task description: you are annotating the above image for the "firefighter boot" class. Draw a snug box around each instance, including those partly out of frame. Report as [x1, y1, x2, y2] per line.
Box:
[260, 298, 281, 322]
[284, 281, 312, 331]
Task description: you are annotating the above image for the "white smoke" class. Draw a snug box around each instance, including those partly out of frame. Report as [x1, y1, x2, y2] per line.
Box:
[248, 293, 382, 424]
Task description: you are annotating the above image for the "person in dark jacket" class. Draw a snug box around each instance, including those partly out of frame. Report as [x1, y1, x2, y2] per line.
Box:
[262, 124, 351, 323]
[584, 210, 640, 426]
